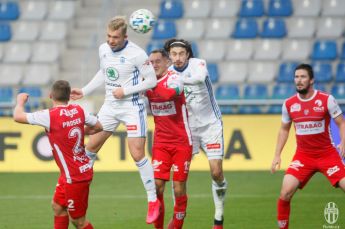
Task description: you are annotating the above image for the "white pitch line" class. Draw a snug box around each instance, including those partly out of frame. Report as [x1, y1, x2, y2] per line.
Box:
[0, 193, 343, 200]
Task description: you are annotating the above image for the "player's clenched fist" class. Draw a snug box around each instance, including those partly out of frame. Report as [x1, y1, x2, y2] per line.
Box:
[70, 88, 83, 100]
[16, 93, 29, 105]
[112, 87, 124, 99]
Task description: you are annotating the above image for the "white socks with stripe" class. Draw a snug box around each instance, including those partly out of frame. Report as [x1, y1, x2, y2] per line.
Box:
[136, 157, 157, 202]
[212, 179, 228, 221]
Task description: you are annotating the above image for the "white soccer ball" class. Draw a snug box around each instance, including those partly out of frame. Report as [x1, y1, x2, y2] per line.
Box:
[129, 9, 155, 34]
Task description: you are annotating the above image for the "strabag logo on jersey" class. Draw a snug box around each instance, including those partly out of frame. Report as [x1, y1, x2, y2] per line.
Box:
[290, 103, 301, 113]
[106, 67, 119, 81]
[151, 101, 177, 116]
[60, 108, 78, 118]
[294, 120, 325, 135]
[313, 99, 325, 112]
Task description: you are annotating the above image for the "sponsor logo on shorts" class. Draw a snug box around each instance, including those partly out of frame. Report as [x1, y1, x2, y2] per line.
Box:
[206, 143, 221, 149]
[327, 166, 340, 177]
[152, 160, 162, 171]
[289, 160, 304, 171]
[126, 125, 137, 131]
[290, 103, 301, 113]
[184, 161, 190, 174]
[172, 164, 179, 172]
[79, 163, 92, 173]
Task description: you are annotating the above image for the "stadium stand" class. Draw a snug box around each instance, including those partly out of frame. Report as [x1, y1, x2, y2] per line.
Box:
[1, 0, 345, 116]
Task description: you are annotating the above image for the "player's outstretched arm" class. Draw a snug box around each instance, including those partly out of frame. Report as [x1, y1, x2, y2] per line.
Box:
[71, 70, 104, 100]
[70, 88, 84, 100]
[85, 121, 103, 135]
[13, 93, 29, 124]
[271, 121, 291, 174]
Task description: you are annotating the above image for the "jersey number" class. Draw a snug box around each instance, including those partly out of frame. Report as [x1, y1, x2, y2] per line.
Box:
[67, 199, 75, 209]
[68, 127, 83, 154]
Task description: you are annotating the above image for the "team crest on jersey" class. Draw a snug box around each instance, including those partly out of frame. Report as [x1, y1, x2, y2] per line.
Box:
[304, 109, 309, 115]
[313, 99, 324, 112]
[120, 56, 125, 63]
[106, 67, 119, 81]
[290, 103, 301, 113]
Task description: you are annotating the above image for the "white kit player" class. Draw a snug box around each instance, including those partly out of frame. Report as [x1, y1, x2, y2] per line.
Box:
[70, 17, 160, 224]
[164, 39, 228, 229]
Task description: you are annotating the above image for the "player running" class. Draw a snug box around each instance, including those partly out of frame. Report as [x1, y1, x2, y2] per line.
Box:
[146, 49, 192, 229]
[271, 63, 345, 229]
[164, 39, 228, 229]
[13, 80, 102, 229]
[70, 17, 160, 224]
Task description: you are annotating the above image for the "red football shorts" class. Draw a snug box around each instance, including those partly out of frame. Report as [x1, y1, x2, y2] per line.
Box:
[286, 150, 345, 189]
[53, 176, 92, 219]
[152, 143, 192, 182]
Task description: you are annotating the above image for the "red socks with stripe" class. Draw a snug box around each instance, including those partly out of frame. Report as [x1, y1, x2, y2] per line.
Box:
[173, 195, 187, 229]
[154, 194, 165, 229]
[54, 215, 69, 229]
[277, 198, 290, 229]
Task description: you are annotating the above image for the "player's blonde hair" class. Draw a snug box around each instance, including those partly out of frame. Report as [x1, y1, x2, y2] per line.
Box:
[108, 16, 127, 35]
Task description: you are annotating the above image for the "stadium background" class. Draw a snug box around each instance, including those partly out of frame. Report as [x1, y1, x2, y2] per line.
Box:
[0, 0, 345, 228]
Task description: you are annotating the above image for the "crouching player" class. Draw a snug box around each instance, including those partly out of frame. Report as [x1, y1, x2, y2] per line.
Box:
[146, 49, 192, 229]
[13, 80, 102, 229]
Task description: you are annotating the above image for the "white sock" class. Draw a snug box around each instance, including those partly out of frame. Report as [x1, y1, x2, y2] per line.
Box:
[136, 157, 157, 202]
[212, 179, 228, 221]
[85, 150, 97, 166]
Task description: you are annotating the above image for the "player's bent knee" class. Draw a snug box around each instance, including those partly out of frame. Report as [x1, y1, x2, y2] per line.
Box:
[70, 217, 87, 229]
[51, 201, 66, 216]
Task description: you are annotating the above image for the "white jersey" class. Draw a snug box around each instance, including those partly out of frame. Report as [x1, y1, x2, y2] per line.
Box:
[82, 41, 156, 105]
[169, 58, 221, 127]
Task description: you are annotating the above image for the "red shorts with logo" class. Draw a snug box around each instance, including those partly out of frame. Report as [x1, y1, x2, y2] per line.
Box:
[286, 150, 345, 189]
[53, 176, 92, 219]
[152, 143, 192, 182]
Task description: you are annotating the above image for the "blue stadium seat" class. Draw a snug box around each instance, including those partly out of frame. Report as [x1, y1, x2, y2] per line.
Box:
[207, 63, 219, 83]
[191, 41, 199, 58]
[267, 105, 282, 114]
[159, 0, 183, 19]
[0, 2, 20, 20]
[341, 42, 345, 60]
[0, 23, 11, 41]
[311, 40, 337, 61]
[312, 63, 333, 83]
[239, 0, 264, 17]
[19, 87, 42, 97]
[215, 84, 240, 100]
[152, 20, 176, 39]
[0, 87, 13, 102]
[238, 105, 263, 114]
[260, 18, 286, 38]
[271, 84, 295, 99]
[277, 62, 298, 83]
[331, 84, 345, 99]
[267, 0, 293, 16]
[146, 40, 164, 54]
[335, 63, 345, 82]
[219, 106, 236, 114]
[243, 84, 268, 99]
[314, 83, 327, 92]
[232, 18, 258, 39]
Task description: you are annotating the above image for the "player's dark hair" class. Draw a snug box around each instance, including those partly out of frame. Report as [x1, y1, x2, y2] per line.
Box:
[150, 49, 169, 59]
[51, 80, 71, 103]
[295, 63, 314, 79]
[163, 38, 194, 59]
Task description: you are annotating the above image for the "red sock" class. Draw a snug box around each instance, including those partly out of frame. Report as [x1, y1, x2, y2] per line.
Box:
[173, 195, 187, 229]
[154, 194, 165, 229]
[277, 198, 290, 229]
[54, 215, 69, 229]
[83, 222, 94, 229]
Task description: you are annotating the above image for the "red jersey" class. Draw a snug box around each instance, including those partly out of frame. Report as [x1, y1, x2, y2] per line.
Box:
[27, 104, 97, 183]
[283, 90, 342, 154]
[146, 70, 192, 146]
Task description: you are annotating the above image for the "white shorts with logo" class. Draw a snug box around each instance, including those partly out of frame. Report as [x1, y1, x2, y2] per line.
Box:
[190, 119, 224, 160]
[97, 101, 147, 137]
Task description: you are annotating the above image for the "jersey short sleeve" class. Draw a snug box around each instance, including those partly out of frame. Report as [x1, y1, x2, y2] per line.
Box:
[328, 95, 342, 118]
[167, 73, 184, 95]
[27, 109, 50, 130]
[281, 101, 291, 123]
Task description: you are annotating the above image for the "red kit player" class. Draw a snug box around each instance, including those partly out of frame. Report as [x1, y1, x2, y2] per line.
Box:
[13, 80, 102, 229]
[271, 64, 345, 229]
[146, 49, 192, 229]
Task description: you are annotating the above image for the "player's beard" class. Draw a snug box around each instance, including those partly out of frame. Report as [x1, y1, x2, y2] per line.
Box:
[296, 84, 310, 95]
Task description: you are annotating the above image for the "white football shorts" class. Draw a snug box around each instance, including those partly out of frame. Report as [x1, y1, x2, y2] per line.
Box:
[190, 119, 224, 160]
[97, 101, 147, 137]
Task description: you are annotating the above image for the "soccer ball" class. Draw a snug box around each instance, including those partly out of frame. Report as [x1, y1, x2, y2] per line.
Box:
[129, 9, 155, 34]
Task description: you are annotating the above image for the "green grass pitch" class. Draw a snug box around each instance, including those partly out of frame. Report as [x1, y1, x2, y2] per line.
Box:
[0, 171, 344, 228]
